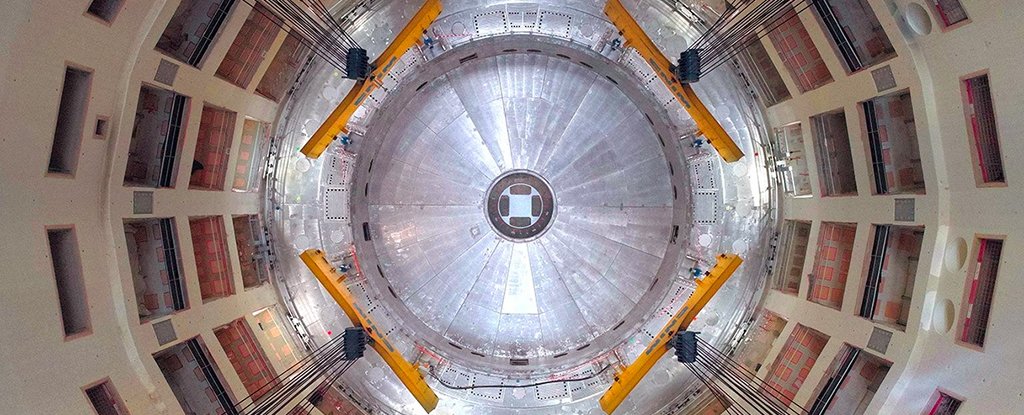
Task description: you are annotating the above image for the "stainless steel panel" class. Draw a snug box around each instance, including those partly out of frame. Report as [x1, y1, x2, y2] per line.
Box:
[264, 1, 778, 413]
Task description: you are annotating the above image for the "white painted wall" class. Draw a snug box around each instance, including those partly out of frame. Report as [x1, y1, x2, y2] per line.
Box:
[761, 0, 1024, 413]
[1, 0, 1024, 414]
[0, 1, 291, 413]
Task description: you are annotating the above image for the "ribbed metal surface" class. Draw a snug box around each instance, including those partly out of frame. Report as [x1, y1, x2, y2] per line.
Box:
[265, 1, 777, 413]
[367, 52, 673, 359]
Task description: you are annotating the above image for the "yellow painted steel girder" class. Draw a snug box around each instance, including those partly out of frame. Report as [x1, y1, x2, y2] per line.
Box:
[299, 249, 440, 413]
[599, 253, 744, 414]
[603, 0, 744, 163]
[300, 0, 443, 159]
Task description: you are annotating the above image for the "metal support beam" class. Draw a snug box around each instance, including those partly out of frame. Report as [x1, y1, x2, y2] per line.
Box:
[299, 249, 440, 413]
[603, 0, 744, 163]
[300, 0, 443, 159]
[599, 253, 743, 414]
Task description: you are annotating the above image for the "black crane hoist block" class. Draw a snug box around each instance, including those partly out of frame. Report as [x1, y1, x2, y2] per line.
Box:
[675, 331, 698, 363]
[346, 48, 370, 80]
[674, 49, 702, 84]
[343, 326, 368, 360]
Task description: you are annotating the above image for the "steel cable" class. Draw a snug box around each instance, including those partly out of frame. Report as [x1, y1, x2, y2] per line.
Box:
[676, 0, 819, 79]
[237, 0, 363, 72]
[678, 337, 812, 415]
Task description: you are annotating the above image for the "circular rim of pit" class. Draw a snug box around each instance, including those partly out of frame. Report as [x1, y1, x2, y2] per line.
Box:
[484, 169, 557, 242]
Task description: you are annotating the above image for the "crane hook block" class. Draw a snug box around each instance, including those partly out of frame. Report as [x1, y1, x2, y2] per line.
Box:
[675, 49, 701, 83]
[345, 48, 370, 80]
[674, 331, 698, 364]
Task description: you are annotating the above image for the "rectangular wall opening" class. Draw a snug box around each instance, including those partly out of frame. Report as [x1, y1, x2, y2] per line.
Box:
[252, 307, 299, 367]
[862, 90, 925, 194]
[214, 318, 278, 403]
[86, 0, 123, 23]
[216, 4, 281, 88]
[859, 225, 924, 330]
[124, 218, 188, 321]
[774, 123, 812, 197]
[232, 118, 271, 192]
[232, 215, 270, 289]
[962, 73, 1004, 185]
[959, 237, 1003, 347]
[737, 311, 788, 372]
[189, 105, 236, 191]
[774, 220, 812, 294]
[189, 216, 235, 302]
[49, 66, 92, 175]
[94, 116, 110, 140]
[768, 5, 833, 92]
[809, 345, 891, 414]
[47, 227, 91, 338]
[812, 0, 896, 73]
[809, 222, 857, 310]
[738, 36, 791, 107]
[928, 390, 963, 414]
[930, 0, 969, 28]
[154, 337, 236, 415]
[83, 379, 128, 415]
[763, 324, 829, 403]
[124, 85, 189, 188]
[811, 109, 858, 197]
[255, 33, 310, 102]
[157, 0, 238, 67]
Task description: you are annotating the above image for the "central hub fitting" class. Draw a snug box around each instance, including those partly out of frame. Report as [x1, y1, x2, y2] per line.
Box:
[485, 170, 555, 242]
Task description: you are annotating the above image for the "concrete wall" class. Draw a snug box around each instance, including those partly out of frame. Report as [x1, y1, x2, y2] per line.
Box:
[760, 0, 1024, 413]
[0, 1, 296, 413]
[2, 0, 1024, 413]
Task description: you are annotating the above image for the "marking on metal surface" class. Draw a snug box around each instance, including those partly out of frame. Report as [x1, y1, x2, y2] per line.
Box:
[692, 156, 718, 189]
[474, 9, 508, 37]
[538, 10, 572, 38]
[693, 190, 721, 224]
[324, 187, 350, 221]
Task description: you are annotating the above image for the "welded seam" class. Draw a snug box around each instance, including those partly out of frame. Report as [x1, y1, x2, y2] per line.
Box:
[545, 223, 636, 308]
[491, 57, 516, 171]
[446, 63, 508, 173]
[380, 157, 488, 203]
[403, 233, 496, 303]
[544, 106, 638, 181]
[560, 223, 662, 302]
[411, 75, 503, 179]
[528, 65, 599, 171]
[442, 238, 506, 344]
[555, 205, 674, 257]
[554, 152, 670, 197]
[537, 238, 606, 334]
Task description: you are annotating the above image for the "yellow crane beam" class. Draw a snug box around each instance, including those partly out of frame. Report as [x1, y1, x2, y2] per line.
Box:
[599, 253, 744, 414]
[300, 0, 443, 159]
[299, 249, 440, 413]
[603, 0, 744, 163]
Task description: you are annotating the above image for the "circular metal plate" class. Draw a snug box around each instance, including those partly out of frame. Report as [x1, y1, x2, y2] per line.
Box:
[353, 37, 688, 368]
[485, 170, 555, 242]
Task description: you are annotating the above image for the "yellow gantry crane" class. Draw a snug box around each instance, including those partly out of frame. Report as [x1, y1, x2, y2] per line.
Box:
[599, 253, 744, 414]
[300, 249, 440, 413]
[604, 0, 744, 163]
[297, 1, 743, 413]
[300, 0, 443, 159]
